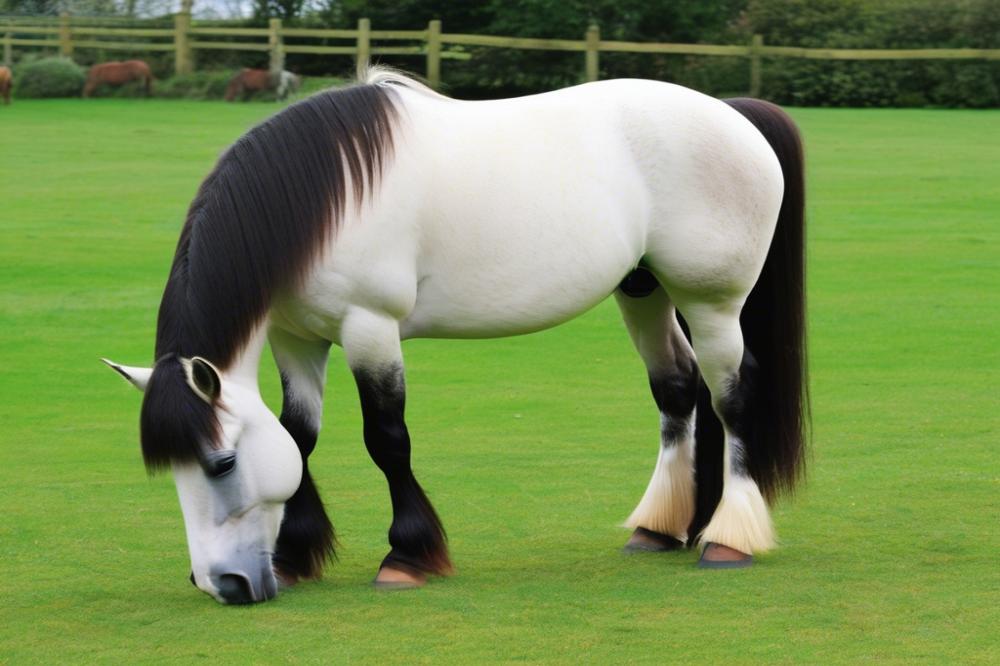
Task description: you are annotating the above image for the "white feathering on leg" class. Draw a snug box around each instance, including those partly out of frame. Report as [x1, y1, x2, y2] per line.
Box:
[623, 418, 695, 540]
[698, 475, 775, 554]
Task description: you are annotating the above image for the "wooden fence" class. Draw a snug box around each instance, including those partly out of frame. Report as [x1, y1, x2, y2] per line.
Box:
[4, 12, 1000, 96]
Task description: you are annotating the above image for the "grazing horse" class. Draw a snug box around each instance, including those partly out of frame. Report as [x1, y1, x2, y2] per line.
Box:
[83, 60, 153, 98]
[0, 66, 11, 105]
[225, 68, 301, 102]
[105, 67, 807, 604]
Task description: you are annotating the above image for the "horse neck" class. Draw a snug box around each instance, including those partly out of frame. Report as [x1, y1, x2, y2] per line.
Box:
[222, 320, 269, 391]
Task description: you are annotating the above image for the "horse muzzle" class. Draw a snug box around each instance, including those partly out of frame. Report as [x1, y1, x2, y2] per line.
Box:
[199, 558, 278, 604]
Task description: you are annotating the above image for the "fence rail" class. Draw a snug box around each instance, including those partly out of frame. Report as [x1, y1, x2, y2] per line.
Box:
[3, 13, 1000, 95]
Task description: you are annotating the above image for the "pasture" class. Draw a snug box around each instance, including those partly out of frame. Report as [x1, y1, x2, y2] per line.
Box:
[1, 97, 997, 663]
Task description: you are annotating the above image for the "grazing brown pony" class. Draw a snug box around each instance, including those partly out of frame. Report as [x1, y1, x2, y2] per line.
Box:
[225, 68, 300, 101]
[0, 66, 11, 105]
[83, 60, 153, 98]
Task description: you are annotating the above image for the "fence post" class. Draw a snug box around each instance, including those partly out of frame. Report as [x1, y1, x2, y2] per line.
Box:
[426, 19, 441, 89]
[269, 18, 284, 73]
[356, 17, 370, 78]
[750, 33, 763, 97]
[174, 12, 192, 75]
[3, 21, 12, 66]
[59, 11, 72, 57]
[585, 23, 600, 82]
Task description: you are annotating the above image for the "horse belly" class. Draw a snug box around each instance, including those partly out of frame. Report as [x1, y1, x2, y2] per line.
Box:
[399, 111, 648, 339]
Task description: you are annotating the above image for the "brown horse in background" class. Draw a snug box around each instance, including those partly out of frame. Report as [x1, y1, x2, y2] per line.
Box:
[84, 60, 153, 98]
[0, 66, 11, 105]
[225, 68, 300, 101]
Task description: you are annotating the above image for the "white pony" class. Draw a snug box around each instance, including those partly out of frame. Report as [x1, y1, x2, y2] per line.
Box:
[106, 67, 807, 603]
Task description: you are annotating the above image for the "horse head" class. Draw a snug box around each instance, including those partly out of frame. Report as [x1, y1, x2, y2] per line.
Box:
[104, 355, 301, 604]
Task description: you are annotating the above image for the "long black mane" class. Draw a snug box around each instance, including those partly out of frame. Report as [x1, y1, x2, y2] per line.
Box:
[140, 81, 400, 470]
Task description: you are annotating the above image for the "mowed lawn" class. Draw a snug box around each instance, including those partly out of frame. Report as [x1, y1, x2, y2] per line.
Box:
[0, 98, 997, 664]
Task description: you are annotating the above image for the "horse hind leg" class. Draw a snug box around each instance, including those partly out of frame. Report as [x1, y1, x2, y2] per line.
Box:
[341, 307, 452, 588]
[676, 298, 775, 564]
[616, 271, 699, 552]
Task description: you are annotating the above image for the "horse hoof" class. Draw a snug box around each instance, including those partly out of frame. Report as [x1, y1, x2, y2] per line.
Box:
[697, 542, 754, 569]
[373, 565, 426, 590]
[623, 527, 684, 553]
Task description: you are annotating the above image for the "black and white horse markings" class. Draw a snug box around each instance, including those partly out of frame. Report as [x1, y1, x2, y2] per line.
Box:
[106, 67, 807, 603]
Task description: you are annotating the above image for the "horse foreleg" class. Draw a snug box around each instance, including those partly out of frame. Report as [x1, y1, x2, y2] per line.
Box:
[269, 326, 335, 584]
[616, 273, 698, 552]
[341, 307, 452, 589]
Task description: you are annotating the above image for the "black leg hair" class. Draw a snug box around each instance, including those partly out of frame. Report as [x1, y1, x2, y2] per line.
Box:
[354, 365, 452, 576]
[272, 373, 336, 582]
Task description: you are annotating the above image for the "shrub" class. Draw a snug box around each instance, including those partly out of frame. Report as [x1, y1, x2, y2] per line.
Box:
[15, 57, 86, 98]
[155, 71, 234, 100]
[749, 0, 1000, 107]
[152, 71, 344, 102]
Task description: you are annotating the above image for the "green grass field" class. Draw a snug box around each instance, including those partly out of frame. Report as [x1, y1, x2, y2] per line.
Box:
[1, 98, 997, 664]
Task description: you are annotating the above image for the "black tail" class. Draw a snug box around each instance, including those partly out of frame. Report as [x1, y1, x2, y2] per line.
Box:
[688, 98, 809, 540]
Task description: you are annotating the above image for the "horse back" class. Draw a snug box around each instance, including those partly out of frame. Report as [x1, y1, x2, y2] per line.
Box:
[124, 59, 151, 73]
[89, 60, 151, 85]
[287, 80, 783, 341]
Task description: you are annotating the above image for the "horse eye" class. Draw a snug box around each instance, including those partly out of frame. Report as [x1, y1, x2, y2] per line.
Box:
[203, 450, 236, 478]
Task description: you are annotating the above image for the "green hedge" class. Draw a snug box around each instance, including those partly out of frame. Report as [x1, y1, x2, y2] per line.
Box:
[748, 0, 1000, 107]
[14, 57, 86, 98]
[155, 71, 234, 100]
[318, 0, 1000, 106]
[155, 71, 343, 101]
[6, 0, 998, 106]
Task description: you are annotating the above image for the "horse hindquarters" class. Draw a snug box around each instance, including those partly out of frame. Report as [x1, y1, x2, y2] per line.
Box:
[635, 99, 806, 558]
[691, 101, 806, 557]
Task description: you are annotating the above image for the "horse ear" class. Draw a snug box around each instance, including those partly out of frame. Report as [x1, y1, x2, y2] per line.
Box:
[102, 358, 152, 392]
[182, 356, 222, 404]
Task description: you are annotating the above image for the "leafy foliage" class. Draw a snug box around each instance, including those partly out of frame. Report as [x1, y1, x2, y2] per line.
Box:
[14, 56, 86, 98]
[314, 0, 747, 98]
[750, 0, 1000, 107]
[3, 0, 998, 105]
[153, 69, 234, 99]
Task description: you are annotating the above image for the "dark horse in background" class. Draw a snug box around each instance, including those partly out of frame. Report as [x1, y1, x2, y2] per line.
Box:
[225, 68, 300, 101]
[83, 60, 153, 98]
[0, 66, 11, 105]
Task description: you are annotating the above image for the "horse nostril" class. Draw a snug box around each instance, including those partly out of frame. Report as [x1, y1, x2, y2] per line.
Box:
[213, 573, 255, 604]
[189, 571, 196, 587]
